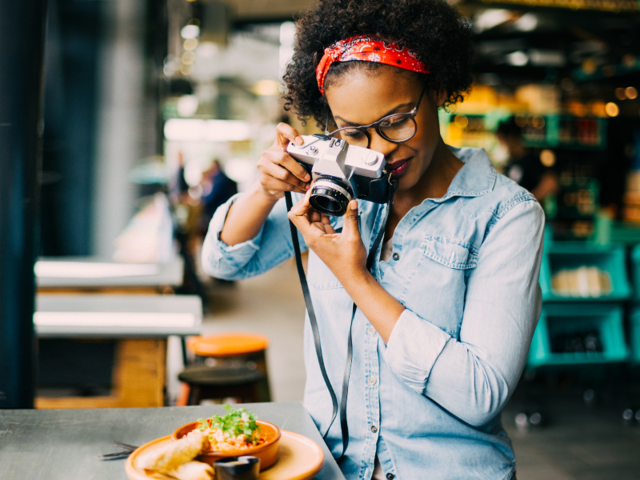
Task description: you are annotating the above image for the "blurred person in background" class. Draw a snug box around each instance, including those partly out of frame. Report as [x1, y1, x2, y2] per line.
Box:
[169, 151, 190, 204]
[202, 1, 544, 479]
[199, 159, 238, 235]
[497, 117, 559, 204]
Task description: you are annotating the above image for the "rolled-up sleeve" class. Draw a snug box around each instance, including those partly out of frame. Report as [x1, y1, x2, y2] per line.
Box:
[385, 309, 452, 393]
[385, 199, 544, 426]
[201, 193, 305, 280]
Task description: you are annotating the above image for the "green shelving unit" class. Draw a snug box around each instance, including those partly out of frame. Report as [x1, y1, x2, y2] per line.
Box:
[528, 303, 630, 368]
[630, 245, 640, 301]
[630, 308, 640, 365]
[540, 242, 631, 302]
[529, 236, 633, 369]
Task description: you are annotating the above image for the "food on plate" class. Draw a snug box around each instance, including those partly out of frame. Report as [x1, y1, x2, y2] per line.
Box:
[196, 405, 266, 452]
[163, 461, 214, 480]
[136, 429, 210, 478]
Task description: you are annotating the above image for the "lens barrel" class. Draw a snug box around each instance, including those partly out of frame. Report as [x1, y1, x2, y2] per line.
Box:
[310, 177, 353, 217]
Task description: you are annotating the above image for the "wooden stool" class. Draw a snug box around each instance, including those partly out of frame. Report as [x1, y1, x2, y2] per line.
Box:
[177, 333, 271, 405]
[178, 365, 265, 405]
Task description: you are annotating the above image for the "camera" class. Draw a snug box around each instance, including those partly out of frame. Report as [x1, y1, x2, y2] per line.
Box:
[286, 134, 395, 216]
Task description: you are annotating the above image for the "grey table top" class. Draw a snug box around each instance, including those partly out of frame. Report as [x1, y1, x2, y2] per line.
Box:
[35, 294, 202, 337]
[0, 403, 345, 480]
[36, 256, 184, 288]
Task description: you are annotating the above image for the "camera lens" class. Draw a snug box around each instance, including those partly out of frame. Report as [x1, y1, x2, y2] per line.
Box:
[310, 177, 353, 217]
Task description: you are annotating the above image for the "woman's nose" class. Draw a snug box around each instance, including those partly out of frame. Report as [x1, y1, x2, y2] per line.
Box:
[368, 130, 398, 156]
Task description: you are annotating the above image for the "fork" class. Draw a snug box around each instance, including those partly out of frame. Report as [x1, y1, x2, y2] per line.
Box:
[98, 441, 139, 460]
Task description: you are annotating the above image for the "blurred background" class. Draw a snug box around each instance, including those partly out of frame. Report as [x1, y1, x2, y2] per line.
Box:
[2, 0, 640, 479]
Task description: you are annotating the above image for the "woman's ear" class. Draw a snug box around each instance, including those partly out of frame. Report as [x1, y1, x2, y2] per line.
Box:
[432, 88, 448, 107]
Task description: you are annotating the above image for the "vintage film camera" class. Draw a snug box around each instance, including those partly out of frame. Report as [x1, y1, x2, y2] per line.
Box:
[286, 134, 395, 216]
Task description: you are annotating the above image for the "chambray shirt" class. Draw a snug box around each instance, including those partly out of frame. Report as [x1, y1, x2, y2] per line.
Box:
[202, 147, 544, 480]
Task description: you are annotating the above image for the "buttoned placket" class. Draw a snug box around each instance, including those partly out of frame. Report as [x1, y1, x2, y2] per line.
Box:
[361, 319, 381, 480]
[365, 200, 438, 480]
[358, 204, 386, 480]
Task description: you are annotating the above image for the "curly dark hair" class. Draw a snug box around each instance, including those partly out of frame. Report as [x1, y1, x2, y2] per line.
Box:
[282, 0, 475, 127]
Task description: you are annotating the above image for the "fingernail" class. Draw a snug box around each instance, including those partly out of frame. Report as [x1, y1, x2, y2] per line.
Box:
[295, 136, 304, 145]
[305, 184, 311, 190]
[304, 173, 311, 181]
[351, 200, 357, 210]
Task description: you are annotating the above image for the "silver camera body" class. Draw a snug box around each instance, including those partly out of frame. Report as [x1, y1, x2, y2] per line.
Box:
[286, 135, 393, 216]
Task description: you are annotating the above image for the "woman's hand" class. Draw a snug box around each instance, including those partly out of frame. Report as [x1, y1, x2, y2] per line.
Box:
[257, 123, 311, 201]
[288, 190, 368, 284]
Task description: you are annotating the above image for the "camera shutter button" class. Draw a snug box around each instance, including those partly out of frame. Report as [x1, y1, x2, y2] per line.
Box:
[363, 152, 378, 166]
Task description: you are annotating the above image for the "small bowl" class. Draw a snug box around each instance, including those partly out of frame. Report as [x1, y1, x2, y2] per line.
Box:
[172, 420, 281, 470]
[214, 456, 260, 480]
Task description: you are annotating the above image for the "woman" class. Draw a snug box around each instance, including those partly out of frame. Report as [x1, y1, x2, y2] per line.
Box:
[202, 1, 544, 478]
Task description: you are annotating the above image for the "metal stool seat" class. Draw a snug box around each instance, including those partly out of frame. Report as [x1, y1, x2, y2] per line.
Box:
[176, 333, 272, 406]
[178, 365, 265, 405]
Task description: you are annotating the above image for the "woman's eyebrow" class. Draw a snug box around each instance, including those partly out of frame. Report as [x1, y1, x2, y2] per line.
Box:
[334, 102, 414, 126]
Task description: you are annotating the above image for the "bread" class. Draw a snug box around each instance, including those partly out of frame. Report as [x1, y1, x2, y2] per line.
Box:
[137, 430, 210, 474]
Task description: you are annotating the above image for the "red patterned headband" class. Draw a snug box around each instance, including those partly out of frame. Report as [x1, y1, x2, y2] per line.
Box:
[315, 35, 430, 96]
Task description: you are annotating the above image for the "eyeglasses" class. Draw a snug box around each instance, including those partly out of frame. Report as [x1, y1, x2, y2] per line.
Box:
[325, 83, 428, 149]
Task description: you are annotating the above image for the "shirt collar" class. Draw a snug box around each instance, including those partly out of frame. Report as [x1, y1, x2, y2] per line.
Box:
[439, 146, 496, 200]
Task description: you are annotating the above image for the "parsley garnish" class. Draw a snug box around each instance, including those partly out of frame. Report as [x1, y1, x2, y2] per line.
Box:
[197, 405, 261, 444]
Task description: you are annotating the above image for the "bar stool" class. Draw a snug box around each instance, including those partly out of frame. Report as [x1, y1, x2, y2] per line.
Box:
[177, 332, 271, 406]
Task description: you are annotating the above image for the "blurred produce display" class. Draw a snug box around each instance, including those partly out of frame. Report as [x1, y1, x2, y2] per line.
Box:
[551, 266, 612, 298]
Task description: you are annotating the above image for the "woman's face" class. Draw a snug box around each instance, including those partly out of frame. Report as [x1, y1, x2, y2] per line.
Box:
[324, 67, 446, 192]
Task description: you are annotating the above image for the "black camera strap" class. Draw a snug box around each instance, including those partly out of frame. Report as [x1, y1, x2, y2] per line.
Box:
[284, 175, 397, 459]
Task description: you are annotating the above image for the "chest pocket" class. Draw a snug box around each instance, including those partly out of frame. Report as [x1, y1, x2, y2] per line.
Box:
[421, 235, 477, 270]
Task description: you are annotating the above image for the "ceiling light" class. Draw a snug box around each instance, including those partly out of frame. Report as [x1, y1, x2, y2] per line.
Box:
[184, 38, 198, 51]
[177, 95, 199, 117]
[514, 14, 538, 32]
[164, 119, 252, 142]
[605, 102, 619, 117]
[181, 25, 200, 39]
[506, 51, 529, 67]
[540, 150, 555, 167]
[529, 50, 565, 67]
[474, 9, 512, 33]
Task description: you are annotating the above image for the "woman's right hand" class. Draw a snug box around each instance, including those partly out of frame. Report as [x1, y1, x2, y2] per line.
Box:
[256, 122, 311, 201]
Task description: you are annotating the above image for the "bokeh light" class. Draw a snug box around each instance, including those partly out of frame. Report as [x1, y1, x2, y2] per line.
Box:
[605, 102, 619, 117]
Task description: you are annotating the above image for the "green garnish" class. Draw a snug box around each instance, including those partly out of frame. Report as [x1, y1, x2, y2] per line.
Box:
[196, 405, 261, 443]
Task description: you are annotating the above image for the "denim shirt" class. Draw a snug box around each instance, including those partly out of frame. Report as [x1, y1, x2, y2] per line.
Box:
[202, 147, 544, 480]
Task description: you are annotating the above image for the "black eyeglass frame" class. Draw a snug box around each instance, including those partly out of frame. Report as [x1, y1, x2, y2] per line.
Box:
[324, 82, 429, 149]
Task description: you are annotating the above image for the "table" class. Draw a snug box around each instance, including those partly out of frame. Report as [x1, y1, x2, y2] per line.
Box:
[35, 294, 202, 409]
[35, 294, 202, 337]
[36, 256, 184, 294]
[0, 403, 345, 480]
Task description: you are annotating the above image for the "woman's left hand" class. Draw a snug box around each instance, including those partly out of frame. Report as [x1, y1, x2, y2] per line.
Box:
[288, 190, 368, 285]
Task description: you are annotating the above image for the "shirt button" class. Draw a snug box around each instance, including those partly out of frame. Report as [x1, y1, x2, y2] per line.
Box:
[367, 326, 376, 336]
[386, 474, 395, 480]
[392, 253, 400, 261]
[371, 424, 378, 433]
[368, 376, 377, 386]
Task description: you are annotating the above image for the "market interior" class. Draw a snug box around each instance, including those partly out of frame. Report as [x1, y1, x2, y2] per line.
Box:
[2, 0, 640, 479]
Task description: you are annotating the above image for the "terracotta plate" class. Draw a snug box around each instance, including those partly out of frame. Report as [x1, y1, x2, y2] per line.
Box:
[125, 430, 325, 480]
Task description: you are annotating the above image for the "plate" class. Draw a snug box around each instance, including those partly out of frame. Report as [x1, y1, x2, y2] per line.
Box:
[125, 430, 325, 480]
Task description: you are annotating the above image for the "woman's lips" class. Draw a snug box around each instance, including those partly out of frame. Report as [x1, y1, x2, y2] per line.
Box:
[387, 157, 411, 176]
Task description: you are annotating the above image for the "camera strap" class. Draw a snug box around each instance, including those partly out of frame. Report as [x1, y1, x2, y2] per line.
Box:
[284, 175, 397, 459]
[285, 191, 339, 441]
